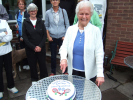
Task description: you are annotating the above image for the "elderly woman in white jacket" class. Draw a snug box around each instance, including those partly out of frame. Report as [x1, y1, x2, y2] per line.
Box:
[60, 1, 104, 86]
[0, 19, 18, 99]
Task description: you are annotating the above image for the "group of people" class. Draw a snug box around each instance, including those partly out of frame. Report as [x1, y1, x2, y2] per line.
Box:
[0, 0, 106, 99]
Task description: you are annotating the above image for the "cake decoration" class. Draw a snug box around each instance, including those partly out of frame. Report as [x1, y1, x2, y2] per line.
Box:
[46, 80, 76, 100]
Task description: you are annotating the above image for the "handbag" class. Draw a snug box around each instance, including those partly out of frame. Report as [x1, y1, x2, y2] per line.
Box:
[62, 9, 66, 28]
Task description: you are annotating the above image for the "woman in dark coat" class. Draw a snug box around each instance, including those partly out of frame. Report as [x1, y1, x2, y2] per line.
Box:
[22, 3, 48, 84]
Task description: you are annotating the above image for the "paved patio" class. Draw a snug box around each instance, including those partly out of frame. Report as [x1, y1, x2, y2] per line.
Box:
[1, 56, 133, 100]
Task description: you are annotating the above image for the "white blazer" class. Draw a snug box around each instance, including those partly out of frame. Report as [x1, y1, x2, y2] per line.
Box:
[59, 22, 104, 80]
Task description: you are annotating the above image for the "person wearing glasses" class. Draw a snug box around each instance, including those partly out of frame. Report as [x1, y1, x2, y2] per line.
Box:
[22, 3, 48, 84]
[45, 0, 69, 76]
[15, 0, 30, 70]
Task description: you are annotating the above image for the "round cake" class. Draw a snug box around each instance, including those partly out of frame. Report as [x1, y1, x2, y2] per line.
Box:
[46, 80, 76, 100]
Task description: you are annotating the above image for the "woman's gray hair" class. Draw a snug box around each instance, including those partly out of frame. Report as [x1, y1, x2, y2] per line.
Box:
[76, 1, 94, 16]
[27, 3, 38, 12]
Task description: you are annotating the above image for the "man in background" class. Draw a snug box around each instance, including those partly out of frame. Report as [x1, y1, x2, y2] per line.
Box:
[0, 4, 9, 21]
[90, 0, 107, 37]
[59, 0, 76, 25]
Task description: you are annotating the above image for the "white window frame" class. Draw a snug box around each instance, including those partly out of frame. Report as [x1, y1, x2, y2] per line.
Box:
[0, 0, 46, 23]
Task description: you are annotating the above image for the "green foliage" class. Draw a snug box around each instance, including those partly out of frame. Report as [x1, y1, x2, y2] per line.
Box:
[46, 38, 48, 42]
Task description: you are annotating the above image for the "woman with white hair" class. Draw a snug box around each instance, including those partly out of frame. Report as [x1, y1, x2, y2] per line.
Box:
[73, 0, 102, 30]
[22, 3, 48, 84]
[60, 1, 104, 86]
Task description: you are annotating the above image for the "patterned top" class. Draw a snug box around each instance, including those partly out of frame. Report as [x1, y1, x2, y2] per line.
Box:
[52, 8, 59, 25]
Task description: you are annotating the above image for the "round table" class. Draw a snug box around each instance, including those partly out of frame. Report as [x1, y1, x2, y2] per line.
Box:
[26, 75, 101, 100]
[124, 56, 133, 69]
[124, 56, 133, 97]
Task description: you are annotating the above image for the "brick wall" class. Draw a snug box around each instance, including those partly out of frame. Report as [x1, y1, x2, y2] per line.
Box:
[105, 0, 133, 58]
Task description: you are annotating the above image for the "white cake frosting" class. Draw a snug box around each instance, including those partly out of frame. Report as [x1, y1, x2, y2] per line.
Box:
[47, 80, 76, 100]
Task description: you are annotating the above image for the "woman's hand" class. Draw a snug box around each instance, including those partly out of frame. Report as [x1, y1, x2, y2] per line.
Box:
[5, 32, 8, 35]
[35, 46, 41, 52]
[96, 77, 105, 86]
[20, 38, 23, 41]
[16, 24, 18, 28]
[60, 59, 67, 73]
[62, 37, 64, 40]
[48, 36, 53, 42]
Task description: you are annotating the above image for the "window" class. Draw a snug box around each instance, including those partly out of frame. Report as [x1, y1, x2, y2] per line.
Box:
[46, 0, 52, 11]
[0, 0, 51, 23]
[2, 0, 34, 20]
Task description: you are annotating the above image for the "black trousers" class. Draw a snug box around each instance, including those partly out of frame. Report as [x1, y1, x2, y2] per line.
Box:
[49, 38, 67, 74]
[26, 49, 48, 81]
[0, 52, 15, 92]
[49, 38, 63, 74]
[72, 69, 96, 83]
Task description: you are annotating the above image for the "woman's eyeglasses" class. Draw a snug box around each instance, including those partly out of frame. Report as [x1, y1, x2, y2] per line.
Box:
[30, 10, 37, 12]
[52, 0, 58, 2]
[19, 4, 24, 5]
